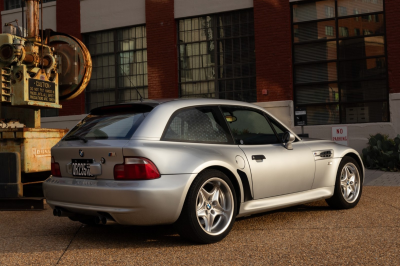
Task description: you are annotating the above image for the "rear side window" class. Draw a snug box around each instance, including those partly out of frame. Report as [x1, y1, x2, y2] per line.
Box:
[64, 112, 149, 140]
[162, 106, 232, 144]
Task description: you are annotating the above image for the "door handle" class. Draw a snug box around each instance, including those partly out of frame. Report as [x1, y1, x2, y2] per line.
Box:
[252, 155, 266, 161]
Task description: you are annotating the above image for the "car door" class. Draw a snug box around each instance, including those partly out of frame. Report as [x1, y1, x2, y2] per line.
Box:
[221, 106, 315, 199]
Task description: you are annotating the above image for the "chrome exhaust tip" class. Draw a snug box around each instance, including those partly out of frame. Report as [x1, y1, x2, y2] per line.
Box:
[53, 207, 74, 217]
[95, 215, 116, 225]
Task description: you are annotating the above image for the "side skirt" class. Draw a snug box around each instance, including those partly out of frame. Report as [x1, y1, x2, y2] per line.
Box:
[237, 186, 334, 218]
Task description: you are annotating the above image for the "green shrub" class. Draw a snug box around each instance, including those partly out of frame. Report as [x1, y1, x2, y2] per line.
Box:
[362, 134, 400, 172]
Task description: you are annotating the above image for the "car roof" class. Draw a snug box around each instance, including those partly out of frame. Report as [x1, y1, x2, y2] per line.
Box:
[119, 98, 255, 105]
[129, 98, 300, 141]
[87, 98, 301, 141]
[90, 98, 262, 114]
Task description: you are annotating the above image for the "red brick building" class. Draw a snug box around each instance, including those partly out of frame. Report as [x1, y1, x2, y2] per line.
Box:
[1, 0, 398, 151]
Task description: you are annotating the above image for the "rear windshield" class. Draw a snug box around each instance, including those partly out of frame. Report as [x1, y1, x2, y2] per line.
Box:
[64, 109, 150, 141]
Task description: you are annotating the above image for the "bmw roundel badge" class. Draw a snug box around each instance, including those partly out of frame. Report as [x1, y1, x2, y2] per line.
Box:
[79, 149, 84, 157]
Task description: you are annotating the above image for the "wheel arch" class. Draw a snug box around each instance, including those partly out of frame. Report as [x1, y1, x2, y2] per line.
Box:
[199, 166, 244, 214]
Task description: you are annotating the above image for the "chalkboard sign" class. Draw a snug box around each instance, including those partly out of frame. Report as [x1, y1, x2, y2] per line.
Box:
[28, 79, 56, 103]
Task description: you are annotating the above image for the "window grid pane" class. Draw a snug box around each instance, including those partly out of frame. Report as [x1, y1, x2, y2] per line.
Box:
[292, 0, 388, 125]
[292, 0, 336, 23]
[178, 9, 256, 102]
[84, 26, 148, 112]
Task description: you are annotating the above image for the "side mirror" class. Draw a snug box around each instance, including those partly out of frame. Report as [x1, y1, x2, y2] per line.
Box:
[282, 131, 296, 150]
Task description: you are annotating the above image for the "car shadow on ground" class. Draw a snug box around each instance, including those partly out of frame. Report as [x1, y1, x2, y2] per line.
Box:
[70, 200, 335, 248]
[76, 223, 195, 248]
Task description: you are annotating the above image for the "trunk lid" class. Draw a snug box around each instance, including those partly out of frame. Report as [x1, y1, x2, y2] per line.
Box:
[52, 140, 127, 179]
[51, 103, 155, 180]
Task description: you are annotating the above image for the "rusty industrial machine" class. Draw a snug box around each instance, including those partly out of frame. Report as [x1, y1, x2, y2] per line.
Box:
[0, 0, 91, 209]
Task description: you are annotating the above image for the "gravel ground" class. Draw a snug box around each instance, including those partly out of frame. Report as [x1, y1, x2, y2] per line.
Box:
[0, 186, 399, 265]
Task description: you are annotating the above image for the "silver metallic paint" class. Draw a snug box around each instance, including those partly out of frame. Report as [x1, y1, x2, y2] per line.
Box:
[312, 158, 342, 189]
[237, 187, 334, 217]
[43, 174, 194, 225]
[240, 141, 315, 199]
[44, 98, 365, 226]
[52, 140, 127, 179]
[122, 140, 249, 202]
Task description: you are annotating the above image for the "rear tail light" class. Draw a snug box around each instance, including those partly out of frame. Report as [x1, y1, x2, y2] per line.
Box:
[114, 157, 160, 180]
[51, 156, 62, 177]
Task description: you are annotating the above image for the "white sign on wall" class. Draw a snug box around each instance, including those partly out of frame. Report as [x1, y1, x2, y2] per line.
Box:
[332, 126, 348, 146]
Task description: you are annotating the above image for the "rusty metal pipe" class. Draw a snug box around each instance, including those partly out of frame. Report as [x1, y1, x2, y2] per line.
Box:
[23, 54, 50, 67]
[23, 54, 35, 64]
[26, 0, 40, 39]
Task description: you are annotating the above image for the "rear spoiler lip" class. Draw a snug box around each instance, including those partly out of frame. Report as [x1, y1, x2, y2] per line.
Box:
[90, 103, 158, 115]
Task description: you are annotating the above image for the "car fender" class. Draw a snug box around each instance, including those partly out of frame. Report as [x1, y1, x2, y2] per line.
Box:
[306, 141, 365, 189]
[334, 146, 365, 182]
[178, 160, 246, 210]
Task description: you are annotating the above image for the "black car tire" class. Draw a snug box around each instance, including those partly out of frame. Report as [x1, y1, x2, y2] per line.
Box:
[326, 156, 363, 209]
[176, 169, 237, 244]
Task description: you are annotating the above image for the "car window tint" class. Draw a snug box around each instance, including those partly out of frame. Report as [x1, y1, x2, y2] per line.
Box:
[268, 118, 286, 141]
[163, 107, 230, 143]
[267, 116, 299, 143]
[221, 107, 279, 145]
[64, 113, 148, 140]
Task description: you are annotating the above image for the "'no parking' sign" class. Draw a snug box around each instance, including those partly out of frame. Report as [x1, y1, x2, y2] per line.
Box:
[332, 126, 348, 146]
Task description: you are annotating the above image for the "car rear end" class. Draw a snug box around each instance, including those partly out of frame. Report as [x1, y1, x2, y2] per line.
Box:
[43, 103, 192, 226]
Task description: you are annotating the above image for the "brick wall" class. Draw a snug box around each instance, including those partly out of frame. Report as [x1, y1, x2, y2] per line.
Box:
[253, 0, 293, 102]
[56, 0, 86, 115]
[145, 0, 179, 99]
[385, 0, 400, 94]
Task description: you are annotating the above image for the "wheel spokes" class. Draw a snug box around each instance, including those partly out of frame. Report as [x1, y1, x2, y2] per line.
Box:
[344, 167, 352, 180]
[201, 188, 212, 201]
[340, 164, 361, 202]
[346, 185, 352, 198]
[198, 210, 217, 232]
[210, 186, 220, 203]
[195, 178, 234, 235]
[349, 174, 356, 185]
[197, 208, 207, 218]
[342, 185, 347, 198]
[197, 188, 211, 210]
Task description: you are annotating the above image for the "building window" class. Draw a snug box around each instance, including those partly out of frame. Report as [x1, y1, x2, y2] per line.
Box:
[177, 9, 256, 102]
[363, 29, 373, 35]
[339, 26, 349, 37]
[84, 26, 147, 112]
[325, 26, 334, 36]
[326, 6, 335, 18]
[292, 0, 387, 125]
[338, 6, 347, 16]
[4, 0, 55, 10]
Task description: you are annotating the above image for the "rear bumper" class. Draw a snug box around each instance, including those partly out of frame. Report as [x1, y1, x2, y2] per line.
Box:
[43, 174, 194, 225]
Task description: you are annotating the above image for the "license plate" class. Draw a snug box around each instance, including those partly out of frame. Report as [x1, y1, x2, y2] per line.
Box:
[72, 159, 94, 177]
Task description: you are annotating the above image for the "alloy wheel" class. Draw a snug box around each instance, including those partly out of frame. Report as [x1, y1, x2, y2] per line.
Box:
[340, 162, 361, 203]
[196, 177, 234, 236]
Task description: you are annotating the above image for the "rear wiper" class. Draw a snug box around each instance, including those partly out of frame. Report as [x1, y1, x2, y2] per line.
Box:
[64, 135, 88, 143]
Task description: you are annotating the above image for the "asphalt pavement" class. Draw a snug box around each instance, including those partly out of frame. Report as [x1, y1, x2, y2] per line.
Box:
[0, 170, 399, 265]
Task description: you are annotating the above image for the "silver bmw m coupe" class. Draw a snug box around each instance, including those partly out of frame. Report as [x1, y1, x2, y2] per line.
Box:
[43, 98, 364, 243]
